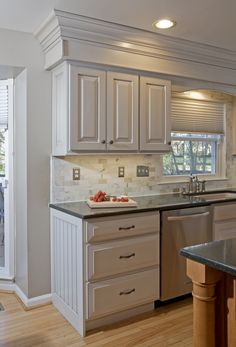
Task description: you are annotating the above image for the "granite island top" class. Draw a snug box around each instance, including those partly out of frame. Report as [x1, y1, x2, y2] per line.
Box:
[49, 189, 236, 219]
[180, 238, 236, 277]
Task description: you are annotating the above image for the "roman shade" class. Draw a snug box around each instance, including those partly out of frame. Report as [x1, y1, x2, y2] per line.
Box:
[0, 82, 8, 129]
[171, 97, 225, 134]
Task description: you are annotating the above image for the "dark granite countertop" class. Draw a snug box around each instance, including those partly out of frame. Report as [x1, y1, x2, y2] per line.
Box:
[49, 189, 236, 219]
[180, 238, 236, 277]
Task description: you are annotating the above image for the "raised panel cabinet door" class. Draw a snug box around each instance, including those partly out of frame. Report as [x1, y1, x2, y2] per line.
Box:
[214, 220, 236, 240]
[140, 76, 171, 152]
[69, 66, 106, 151]
[107, 72, 139, 151]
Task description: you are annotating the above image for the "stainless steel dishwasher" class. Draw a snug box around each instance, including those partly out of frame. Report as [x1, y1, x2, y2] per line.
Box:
[161, 206, 212, 301]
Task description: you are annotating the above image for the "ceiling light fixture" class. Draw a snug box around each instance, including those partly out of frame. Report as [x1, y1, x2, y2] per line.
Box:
[153, 19, 176, 30]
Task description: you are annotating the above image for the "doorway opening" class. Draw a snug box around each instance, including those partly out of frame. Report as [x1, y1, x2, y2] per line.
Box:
[0, 79, 13, 278]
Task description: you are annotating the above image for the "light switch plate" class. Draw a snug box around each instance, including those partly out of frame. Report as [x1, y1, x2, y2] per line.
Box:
[73, 168, 80, 180]
[118, 166, 125, 177]
[136, 165, 149, 177]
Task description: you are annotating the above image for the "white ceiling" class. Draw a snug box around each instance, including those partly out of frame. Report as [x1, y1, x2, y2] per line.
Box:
[0, 0, 236, 51]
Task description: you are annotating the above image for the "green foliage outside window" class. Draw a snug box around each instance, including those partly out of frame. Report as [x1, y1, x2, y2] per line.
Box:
[163, 133, 219, 176]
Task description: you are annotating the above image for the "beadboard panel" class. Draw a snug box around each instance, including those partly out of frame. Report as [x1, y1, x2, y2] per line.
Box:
[51, 209, 85, 336]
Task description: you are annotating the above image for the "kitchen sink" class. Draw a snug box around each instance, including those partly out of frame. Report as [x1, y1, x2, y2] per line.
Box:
[193, 192, 236, 201]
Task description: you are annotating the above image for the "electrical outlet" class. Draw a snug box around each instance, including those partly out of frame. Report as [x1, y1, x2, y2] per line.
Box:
[118, 166, 125, 177]
[136, 165, 149, 177]
[73, 168, 80, 180]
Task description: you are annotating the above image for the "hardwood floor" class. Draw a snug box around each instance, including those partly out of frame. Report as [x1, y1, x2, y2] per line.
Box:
[0, 293, 193, 347]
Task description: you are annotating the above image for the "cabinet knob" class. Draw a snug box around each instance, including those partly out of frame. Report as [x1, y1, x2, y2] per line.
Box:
[109, 140, 114, 145]
[101, 140, 106, 144]
[168, 141, 171, 145]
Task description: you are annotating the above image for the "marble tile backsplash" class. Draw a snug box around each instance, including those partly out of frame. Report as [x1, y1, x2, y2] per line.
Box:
[51, 152, 236, 202]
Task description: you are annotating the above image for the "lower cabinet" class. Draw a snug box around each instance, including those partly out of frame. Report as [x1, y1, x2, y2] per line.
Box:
[213, 203, 236, 240]
[50, 209, 160, 336]
[86, 268, 159, 319]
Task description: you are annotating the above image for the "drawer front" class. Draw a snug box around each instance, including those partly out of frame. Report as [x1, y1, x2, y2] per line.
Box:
[86, 268, 159, 319]
[214, 220, 236, 240]
[85, 212, 159, 243]
[86, 234, 159, 280]
[214, 203, 236, 221]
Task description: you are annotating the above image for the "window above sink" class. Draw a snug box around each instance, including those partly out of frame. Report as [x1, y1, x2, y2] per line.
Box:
[161, 89, 232, 182]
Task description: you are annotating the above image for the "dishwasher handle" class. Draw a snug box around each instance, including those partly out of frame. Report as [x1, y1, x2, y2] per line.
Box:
[167, 211, 210, 221]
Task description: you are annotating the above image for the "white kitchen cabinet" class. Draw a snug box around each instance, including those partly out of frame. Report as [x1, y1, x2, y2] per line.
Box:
[86, 268, 159, 319]
[52, 63, 171, 155]
[70, 65, 106, 151]
[140, 77, 171, 152]
[213, 203, 236, 240]
[52, 63, 106, 154]
[107, 72, 139, 151]
[50, 209, 160, 336]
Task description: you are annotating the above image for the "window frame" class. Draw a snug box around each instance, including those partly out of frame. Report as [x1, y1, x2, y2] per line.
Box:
[161, 132, 226, 183]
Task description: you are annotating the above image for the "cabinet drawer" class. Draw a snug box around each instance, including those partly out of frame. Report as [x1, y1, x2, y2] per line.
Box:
[85, 212, 159, 243]
[86, 234, 159, 280]
[214, 203, 236, 221]
[214, 220, 236, 240]
[86, 268, 159, 319]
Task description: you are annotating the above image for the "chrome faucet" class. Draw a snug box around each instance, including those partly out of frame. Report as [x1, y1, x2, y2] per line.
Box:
[181, 175, 206, 195]
[188, 174, 195, 193]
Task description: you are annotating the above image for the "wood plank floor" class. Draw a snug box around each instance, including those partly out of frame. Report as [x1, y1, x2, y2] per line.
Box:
[0, 293, 193, 347]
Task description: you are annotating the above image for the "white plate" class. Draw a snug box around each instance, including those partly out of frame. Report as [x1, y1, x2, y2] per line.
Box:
[86, 198, 138, 208]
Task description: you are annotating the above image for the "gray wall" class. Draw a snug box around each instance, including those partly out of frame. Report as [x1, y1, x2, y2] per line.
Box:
[0, 28, 51, 298]
[14, 69, 28, 295]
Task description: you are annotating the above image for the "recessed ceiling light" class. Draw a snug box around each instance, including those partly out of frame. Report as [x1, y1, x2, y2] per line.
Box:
[153, 19, 176, 30]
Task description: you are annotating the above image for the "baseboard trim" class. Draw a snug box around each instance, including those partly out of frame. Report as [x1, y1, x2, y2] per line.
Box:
[0, 283, 52, 309]
[0, 281, 15, 293]
[14, 285, 52, 310]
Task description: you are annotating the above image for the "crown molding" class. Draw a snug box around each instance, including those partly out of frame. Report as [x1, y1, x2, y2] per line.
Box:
[35, 9, 236, 74]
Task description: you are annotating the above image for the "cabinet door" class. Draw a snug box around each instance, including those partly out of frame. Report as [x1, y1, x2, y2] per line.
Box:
[69, 66, 106, 151]
[140, 77, 171, 152]
[107, 72, 138, 151]
[214, 220, 236, 240]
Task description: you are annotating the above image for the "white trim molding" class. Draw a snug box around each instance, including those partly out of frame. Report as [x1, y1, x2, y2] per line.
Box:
[35, 10, 236, 86]
[0, 282, 52, 309]
[14, 285, 52, 309]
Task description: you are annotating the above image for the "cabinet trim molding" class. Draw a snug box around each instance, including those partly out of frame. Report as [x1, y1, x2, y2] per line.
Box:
[35, 10, 236, 88]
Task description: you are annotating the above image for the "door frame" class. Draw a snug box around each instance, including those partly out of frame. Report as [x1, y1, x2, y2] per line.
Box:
[0, 78, 14, 279]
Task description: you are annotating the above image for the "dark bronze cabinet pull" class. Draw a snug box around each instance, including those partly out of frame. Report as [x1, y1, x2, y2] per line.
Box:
[119, 288, 135, 295]
[101, 140, 106, 144]
[118, 225, 135, 231]
[119, 253, 135, 259]
[109, 140, 114, 144]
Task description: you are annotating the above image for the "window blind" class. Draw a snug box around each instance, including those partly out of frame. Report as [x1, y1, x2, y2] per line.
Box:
[171, 97, 225, 134]
[0, 82, 8, 129]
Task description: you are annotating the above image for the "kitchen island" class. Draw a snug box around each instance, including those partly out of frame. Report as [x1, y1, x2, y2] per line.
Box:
[181, 238, 236, 347]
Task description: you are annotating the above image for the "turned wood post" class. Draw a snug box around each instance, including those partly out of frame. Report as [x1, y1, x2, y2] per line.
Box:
[187, 259, 223, 347]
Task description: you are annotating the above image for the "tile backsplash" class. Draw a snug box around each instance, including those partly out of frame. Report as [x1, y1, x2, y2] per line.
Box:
[51, 152, 236, 203]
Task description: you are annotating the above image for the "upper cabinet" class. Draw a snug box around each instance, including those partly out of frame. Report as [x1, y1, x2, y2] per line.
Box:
[52, 62, 171, 155]
[107, 72, 139, 151]
[70, 66, 106, 151]
[140, 77, 171, 152]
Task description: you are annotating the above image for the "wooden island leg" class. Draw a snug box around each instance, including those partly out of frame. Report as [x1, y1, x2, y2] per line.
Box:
[226, 276, 236, 346]
[187, 259, 223, 347]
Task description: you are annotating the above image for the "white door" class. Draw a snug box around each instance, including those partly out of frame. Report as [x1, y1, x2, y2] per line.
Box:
[107, 72, 139, 151]
[140, 76, 171, 152]
[0, 79, 14, 278]
[69, 66, 106, 151]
